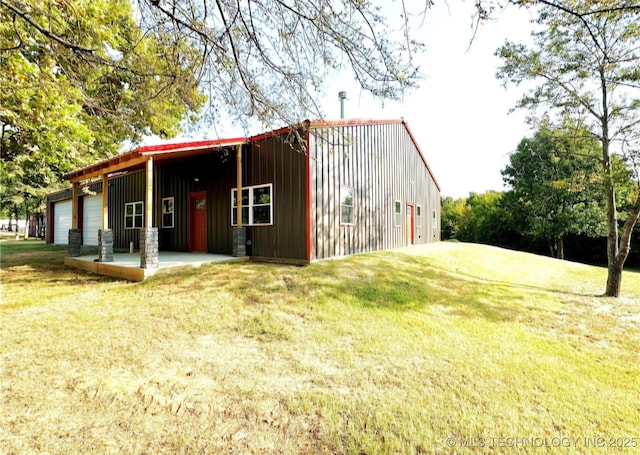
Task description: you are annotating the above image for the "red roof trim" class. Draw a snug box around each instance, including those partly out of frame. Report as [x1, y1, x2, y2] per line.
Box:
[401, 120, 441, 192]
[137, 137, 247, 155]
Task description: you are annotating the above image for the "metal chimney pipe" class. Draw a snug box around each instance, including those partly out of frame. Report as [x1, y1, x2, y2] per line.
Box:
[338, 91, 347, 119]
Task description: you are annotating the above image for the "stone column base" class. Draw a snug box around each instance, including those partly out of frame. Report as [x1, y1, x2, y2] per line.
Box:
[98, 229, 114, 262]
[140, 227, 159, 269]
[68, 229, 82, 257]
[233, 227, 246, 257]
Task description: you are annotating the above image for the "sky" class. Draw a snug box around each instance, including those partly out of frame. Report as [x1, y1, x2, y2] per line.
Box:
[313, 2, 539, 199]
[147, 1, 539, 199]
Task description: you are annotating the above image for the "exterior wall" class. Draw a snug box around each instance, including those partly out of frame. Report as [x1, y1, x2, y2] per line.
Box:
[309, 121, 440, 260]
[244, 135, 307, 261]
[155, 150, 236, 254]
[108, 171, 146, 250]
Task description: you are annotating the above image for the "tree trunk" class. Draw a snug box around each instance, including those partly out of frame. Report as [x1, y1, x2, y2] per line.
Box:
[547, 238, 555, 257]
[606, 194, 640, 297]
[23, 213, 29, 240]
[556, 236, 564, 260]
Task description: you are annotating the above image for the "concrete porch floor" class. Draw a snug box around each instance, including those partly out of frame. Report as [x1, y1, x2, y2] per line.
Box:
[64, 252, 248, 281]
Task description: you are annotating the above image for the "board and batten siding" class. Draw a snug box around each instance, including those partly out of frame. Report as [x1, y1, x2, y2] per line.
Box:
[154, 150, 236, 254]
[309, 121, 440, 260]
[244, 136, 307, 261]
[108, 170, 146, 250]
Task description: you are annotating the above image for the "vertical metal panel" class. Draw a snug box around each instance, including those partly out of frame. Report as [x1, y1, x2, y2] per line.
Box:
[156, 150, 235, 254]
[309, 121, 441, 260]
[245, 135, 307, 260]
[108, 170, 145, 250]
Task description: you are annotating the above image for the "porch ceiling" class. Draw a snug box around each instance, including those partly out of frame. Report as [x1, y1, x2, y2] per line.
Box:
[66, 137, 247, 183]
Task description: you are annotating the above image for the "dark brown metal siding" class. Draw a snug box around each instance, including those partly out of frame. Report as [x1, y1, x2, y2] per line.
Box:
[244, 136, 307, 260]
[108, 171, 146, 250]
[155, 150, 235, 254]
[309, 122, 441, 260]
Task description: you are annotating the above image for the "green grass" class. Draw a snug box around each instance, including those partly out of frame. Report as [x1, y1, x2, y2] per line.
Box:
[1, 240, 639, 454]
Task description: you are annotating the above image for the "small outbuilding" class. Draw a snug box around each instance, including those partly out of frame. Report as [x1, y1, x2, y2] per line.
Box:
[47, 119, 441, 272]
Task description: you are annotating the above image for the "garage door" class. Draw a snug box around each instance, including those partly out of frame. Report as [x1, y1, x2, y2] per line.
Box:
[53, 200, 72, 245]
[82, 194, 102, 246]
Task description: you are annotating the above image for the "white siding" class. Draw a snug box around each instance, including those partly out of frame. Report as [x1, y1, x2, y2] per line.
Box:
[82, 194, 102, 246]
[53, 200, 72, 245]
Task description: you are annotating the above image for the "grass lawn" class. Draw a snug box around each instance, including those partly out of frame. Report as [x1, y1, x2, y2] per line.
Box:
[1, 240, 639, 454]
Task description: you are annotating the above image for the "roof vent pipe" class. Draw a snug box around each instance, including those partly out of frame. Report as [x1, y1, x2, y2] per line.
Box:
[338, 91, 347, 119]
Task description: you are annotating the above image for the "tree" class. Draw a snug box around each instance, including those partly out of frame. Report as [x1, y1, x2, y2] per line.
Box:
[496, 3, 640, 296]
[441, 191, 520, 247]
[1, 0, 205, 229]
[131, 0, 425, 129]
[502, 126, 607, 259]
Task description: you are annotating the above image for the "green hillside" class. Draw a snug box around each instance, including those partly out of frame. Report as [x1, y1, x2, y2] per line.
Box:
[1, 241, 639, 454]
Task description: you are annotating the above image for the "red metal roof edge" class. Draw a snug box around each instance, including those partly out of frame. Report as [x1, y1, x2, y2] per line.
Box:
[401, 120, 441, 192]
[137, 137, 247, 155]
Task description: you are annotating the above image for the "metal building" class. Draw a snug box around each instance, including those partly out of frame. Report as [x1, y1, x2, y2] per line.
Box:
[47, 119, 441, 263]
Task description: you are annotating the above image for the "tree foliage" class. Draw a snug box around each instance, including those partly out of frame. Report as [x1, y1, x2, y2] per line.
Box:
[501, 126, 607, 258]
[0, 0, 205, 229]
[131, 0, 425, 129]
[441, 191, 519, 247]
[496, 1, 640, 296]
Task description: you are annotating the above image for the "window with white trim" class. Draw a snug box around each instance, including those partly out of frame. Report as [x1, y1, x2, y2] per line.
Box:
[231, 183, 273, 226]
[162, 197, 174, 228]
[340, 185, 354, 225]
[416, 205, 422, 227]
[125, 201, 144, 229]
[394, 200, 402, 226]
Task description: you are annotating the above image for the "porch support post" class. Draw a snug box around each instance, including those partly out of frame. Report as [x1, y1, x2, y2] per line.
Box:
[140, 157, 158, 268]
[145, 157, 153, 228]
[233, 143, 246, 257]
[102, 174, 109, 229]
[68, 181, 82, 257]
[98, 173, 113, 262]
[71, 181, 79, 229]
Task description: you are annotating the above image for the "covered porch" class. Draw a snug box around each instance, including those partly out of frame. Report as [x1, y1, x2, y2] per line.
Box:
[63, 137, 251, 278]
[65, 251, 248, 281]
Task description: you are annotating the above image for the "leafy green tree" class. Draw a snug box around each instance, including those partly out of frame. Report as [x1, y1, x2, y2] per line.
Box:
[502, 127, 607, 259]
[496, 3, 640, 296]
[441, 192, 520, 247]
[0, 0, 205, 232]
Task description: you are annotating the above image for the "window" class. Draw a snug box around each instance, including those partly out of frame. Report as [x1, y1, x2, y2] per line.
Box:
[394, 200, 402, 226]
[231, 183, 273, 226]
[162, 197, 174, 228]
[416, 205, 422, 227]
[340, 186, 354, 225]
[125, 201, 143, 229]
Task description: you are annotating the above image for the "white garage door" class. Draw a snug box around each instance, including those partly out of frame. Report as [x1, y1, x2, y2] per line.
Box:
[82, 194, 102, 246]
[53, 200, 72, 245]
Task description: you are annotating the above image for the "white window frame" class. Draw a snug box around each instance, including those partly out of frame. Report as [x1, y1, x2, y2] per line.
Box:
[125, 201, 144, 229]
[416, 205, 422, 227]
[394, 200, 402, 226]
[162, 197, 174, 228]
[231, 183, 273, 226]
[340, 185, 355, 225]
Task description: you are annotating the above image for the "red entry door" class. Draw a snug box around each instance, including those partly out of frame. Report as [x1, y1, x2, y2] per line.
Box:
[406, 204, 415, 245]
[190, 191, 207, 252]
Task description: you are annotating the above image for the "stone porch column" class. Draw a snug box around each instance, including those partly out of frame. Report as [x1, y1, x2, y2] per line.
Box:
[68, 229, 82, 257]
[233, 226, 246, 257]
[140, 227, 158, 269]
[98, 229, 113, 262]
